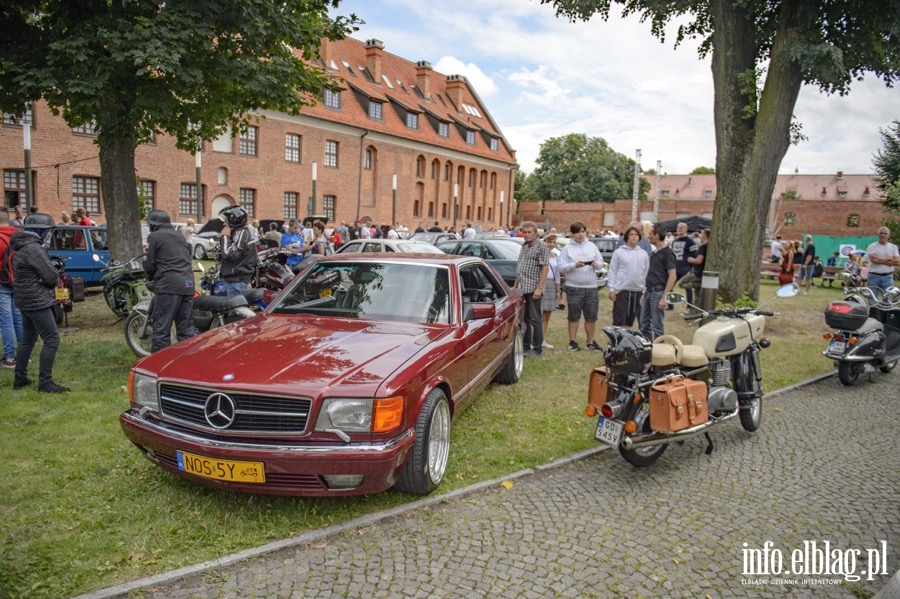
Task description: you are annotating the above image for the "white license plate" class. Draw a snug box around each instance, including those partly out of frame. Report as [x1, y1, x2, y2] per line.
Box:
[594, 417, 624, 447]
[829, 340, 846, 353]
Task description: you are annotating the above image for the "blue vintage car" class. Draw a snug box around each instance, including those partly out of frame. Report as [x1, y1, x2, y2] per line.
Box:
[44, 225, 111, 286]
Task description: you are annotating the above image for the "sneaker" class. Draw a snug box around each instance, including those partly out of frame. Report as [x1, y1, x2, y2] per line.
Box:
[38, 382, 70, 393]
[523, 349, 539, 358]
[13, 377, 34, 390]
[586, 340, 603, 351]
[568, 340, 581, 351]
[0, 357, 14, 368]
[542, 341, 554, 349]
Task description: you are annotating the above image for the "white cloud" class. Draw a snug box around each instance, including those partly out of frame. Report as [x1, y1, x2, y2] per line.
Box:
[432, 56, 498, 97]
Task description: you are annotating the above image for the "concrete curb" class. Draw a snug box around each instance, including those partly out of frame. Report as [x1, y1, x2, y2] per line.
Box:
[72, 375, 836, 599]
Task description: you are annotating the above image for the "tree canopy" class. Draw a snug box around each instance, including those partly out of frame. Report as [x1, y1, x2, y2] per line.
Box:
[516, 133, 647, 202]
[541, 0, 900, 302]
[0, 0, 359, 259]
[873, 120, 900, 240]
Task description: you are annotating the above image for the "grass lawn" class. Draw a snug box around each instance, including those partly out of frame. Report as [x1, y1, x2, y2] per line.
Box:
[0, 278, 842, 598]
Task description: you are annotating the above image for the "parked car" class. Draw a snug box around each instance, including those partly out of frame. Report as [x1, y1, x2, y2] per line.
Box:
[44, 224, 111, 286]
[409, 231, 459, 245]
[336, 239, 446, 254]
[120, 254, 524, 497]
[435, 239, 521, 286]
[588, 236, 619, 264]
[141, 223, 218, 260]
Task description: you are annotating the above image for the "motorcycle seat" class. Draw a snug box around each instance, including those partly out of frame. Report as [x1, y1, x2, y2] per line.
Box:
[193, 294, 249, 311]
[679, 345, 709, 368]
[651, 344, 677, 367]
[244, 288, 266, 305]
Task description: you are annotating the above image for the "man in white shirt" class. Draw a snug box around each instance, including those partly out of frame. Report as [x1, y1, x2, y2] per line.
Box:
[770, 235, 783, 263]
[462, 224, 476, 240]
[558, 221, 604, 351]
[866, 226, 900, 296]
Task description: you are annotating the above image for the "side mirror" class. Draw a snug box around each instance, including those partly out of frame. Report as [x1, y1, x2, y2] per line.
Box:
[92, 254, 101, 262]
[665, 292, 686, 305]
[776, 283, 800, 298]
[462, 301, 496, 322]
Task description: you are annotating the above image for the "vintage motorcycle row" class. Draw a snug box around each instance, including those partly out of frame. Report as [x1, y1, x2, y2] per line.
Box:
[586, 283, 799, 466]
[95, 243, 295, 358]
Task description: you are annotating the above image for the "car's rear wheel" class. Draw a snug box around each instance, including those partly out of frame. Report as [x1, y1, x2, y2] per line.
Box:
[394, 388, 450, 495]
[493, 329, 523, 384]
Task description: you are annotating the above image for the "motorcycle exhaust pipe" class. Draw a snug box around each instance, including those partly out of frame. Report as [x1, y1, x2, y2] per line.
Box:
[621, 410, 739, 450]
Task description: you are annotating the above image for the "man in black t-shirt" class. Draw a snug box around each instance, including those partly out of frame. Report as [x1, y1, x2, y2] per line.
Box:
[799, 235, 816, 295]
[640, 224, 676, 341]
[670, 222, 697, 305]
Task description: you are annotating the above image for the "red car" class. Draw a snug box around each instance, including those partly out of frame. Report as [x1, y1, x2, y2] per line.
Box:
[121, 254, 524, 496]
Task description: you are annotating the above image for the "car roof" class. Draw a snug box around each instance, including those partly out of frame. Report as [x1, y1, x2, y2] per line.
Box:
[312, 253, 472, 267]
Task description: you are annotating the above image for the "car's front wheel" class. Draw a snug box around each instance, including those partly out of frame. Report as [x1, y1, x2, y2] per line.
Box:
[394, 388, 450, 495]
[193, 244, 207, 260]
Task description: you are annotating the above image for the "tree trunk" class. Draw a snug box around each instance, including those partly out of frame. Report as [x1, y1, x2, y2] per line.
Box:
[98, 130, 143, 262]
[708, 0, 812, 302]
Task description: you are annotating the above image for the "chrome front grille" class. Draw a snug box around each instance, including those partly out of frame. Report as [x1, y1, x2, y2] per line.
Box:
[159, 383, 311, 434]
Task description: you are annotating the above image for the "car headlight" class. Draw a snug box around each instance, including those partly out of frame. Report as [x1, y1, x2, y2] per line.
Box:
[128, 371, 159, 411]
[315, 396, 404, 434]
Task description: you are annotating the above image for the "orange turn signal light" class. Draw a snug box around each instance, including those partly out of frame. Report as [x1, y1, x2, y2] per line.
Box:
[633, 393, 642, 405]
[373, 396, 404, 432]
[624, 420, 637, 434]
[127, 371, 135, 402]
[823, 333, 831, 340]
[585, 405, 597, 417]
[849, 336, 858, 345]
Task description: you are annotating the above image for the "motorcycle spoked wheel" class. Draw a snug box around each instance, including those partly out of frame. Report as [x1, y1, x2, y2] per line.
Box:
[838, 361, 862, 386]
[619, 409, 667, 467]
[124, 311, 154, 358]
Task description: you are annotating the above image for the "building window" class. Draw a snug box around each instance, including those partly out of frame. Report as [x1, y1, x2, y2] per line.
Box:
[284, 192, 298, 219]
[138, 180, 155, 212]
[444, 163, 450, 181]
[179, 183, 200, 215]
[239, 125, 258, 156]
[468, 169, 476, 188]
[368, 101, 383, 120]
[239, 188, 256, 217]
[413, 200, 421, 217]
[490, 138, 499, 152]
[72, 176, 101, 213]
[431, 160, 439, 180]
[406, 113, 418, 129]
[325, 140, 338, 168]
[838, 191, 848, 198]
[783, 212, 796, 226]
[416, 156, 426, 178]
[466, 130, 476, 145]
[847, 214, 860, 228]
[322, 195, 336, 221]
[3, 108, 33, 126]
[704, 190, 713, 197]
[286, 134, 301, 162]
[364, 148, 373, 170]
[72, 122, 97, 135]
[438, 122, 449, 138]
[3, 170, 26, 207]
[324, 88, 341, 109]
[218, 167, 228, 185]
[428, 201, 435, 218]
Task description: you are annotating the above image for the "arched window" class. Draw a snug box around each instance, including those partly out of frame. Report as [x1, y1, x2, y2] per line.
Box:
[416, 155, 426, 178]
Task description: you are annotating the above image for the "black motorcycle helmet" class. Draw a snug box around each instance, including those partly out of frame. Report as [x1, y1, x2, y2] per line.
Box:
[23, 213, 55, 242]
[219, 205, 248, 228]
[601, 326, 652, 375]
[146, 209, 172, 232]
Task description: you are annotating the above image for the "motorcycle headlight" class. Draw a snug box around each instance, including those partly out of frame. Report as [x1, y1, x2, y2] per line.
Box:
[128, 371, 159, 411]
[315, 398, 373, 433]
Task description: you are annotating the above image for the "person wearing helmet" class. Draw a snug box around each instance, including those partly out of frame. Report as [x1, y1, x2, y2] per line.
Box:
[217, 205, 257, 297]
[9, 213, 68, 392]
[144, 209, 196, 352]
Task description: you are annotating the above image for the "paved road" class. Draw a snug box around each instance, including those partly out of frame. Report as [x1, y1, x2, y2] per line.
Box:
[83, 374, 898, 599]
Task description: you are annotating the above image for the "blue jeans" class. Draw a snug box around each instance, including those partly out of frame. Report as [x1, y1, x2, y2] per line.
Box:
[222, 281, 249, 297]
[0, 284, 23, 360]
[639, 289, 665, 341]
[867, 272, 894, 298]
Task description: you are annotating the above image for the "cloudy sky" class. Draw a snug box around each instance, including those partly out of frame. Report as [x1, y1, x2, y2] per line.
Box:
[334, 0, 898, 177]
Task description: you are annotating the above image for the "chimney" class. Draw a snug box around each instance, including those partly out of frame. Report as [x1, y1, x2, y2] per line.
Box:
[836, 171, 843, 179]
[365, 38, 384, 82]
[320, 38, 334, 70]
[445, 74, 467, 110]
[416, 60, 432, 98]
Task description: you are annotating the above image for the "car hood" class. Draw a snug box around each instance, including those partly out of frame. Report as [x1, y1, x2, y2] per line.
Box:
[134, 313, 444, 397]
[196, 218, 225, 236]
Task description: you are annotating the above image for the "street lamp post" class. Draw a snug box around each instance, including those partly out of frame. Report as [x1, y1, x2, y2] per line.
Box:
[23, 118, 32, 212]
[392, 174, 397, 230]
[195, 150, 203, 223]
[453, 183, 459, 232]
[309, 162, 317, 215]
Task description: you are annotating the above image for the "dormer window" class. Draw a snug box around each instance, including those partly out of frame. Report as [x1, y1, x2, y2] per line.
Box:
[821, 187, 827, 195]
[864, 187, 870, 195]
[324, 88, 341, 109]
[490, 138, 499, 152]
[368, 101, 383, 120]
[438, 122, 449, 138]
[406, 113, 418, 130]
[466, 130, 476, 145]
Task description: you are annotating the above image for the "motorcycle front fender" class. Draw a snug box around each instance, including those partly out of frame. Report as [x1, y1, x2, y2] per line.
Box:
[132, 300, 152, 316]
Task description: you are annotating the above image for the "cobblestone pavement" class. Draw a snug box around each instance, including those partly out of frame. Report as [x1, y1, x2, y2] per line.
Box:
[85, 374, 898, 599]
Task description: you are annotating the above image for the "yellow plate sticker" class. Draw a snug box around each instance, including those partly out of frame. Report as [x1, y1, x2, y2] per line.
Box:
[56, 287, 70, 301]
[319, 287, 333, 299]
[176, 450, 265, 484]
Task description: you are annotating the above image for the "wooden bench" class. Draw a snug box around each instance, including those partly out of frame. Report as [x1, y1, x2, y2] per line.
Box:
[819, 266, 842, 287]
[760, 262, 782, 281]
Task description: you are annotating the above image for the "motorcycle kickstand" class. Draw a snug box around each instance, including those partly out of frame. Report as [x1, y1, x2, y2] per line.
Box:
[704, 432, 715, 456]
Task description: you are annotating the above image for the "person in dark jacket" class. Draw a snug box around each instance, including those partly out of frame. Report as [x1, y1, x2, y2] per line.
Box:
[217, 206, 257, 297]
[11, 213, 68, 392]
[144, 209, 196, 353]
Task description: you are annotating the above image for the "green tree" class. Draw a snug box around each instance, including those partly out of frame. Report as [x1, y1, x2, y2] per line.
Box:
[517, 133, 647, 203]
[540, 0, 900, 301]
[691, 166, 715, 175]
[873, 120, 900, 241]
[0, 1, 358, 259]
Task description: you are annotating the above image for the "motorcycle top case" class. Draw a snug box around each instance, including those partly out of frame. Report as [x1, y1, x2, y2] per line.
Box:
[824, 301, 869, 331]
[649, 375, 708, 433]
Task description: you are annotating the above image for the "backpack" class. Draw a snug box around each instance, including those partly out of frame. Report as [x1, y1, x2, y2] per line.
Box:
[0, 227, 14, 286]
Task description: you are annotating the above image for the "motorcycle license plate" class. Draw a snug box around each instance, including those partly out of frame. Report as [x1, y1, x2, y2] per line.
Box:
[595, 417, 624, 447]
[55, 287, 70, 302]
[829, 340, 846, 353]
[176, 450, 266, 484]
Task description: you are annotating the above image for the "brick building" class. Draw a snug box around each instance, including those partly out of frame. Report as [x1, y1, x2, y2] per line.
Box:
[514, 172, 892, 239]
[1, 37, 517, 230]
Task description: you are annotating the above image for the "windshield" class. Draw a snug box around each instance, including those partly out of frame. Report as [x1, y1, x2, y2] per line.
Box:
[396, 242, 444, 253]
[486, 241, 521, 260]
[271, 261, 451, 324]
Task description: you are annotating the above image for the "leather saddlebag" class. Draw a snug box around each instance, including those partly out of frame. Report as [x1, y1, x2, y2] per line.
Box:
[588, 366, 611, 409]
[649, 375, 708, 433]
[70, 276, 86, 302]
